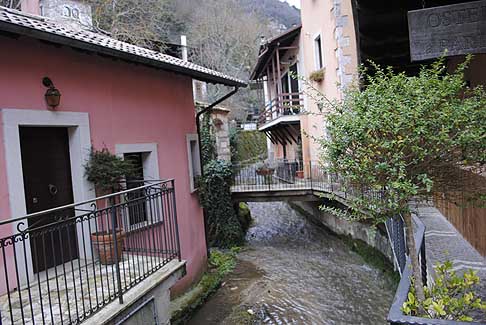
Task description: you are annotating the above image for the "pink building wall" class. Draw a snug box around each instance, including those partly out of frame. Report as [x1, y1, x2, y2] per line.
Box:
[0, 35, 207, 294]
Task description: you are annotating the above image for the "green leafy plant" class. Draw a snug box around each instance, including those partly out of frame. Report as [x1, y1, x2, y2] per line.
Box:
[320, 57, 486, 301]
[84, 147, 137, 192]
[309, 68, 325, 82]
[200, 112, 217, 166]
[199, 160, 244, 247]
[402, 261, 486, 321]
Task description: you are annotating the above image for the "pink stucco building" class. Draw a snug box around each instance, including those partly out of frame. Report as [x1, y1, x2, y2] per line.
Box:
[0, 2, 244, 324]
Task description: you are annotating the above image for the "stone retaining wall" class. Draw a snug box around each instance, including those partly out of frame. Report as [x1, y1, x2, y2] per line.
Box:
[290, 201, 394, 264]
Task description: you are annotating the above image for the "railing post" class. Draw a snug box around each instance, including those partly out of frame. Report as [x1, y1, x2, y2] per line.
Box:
[170, 180, 182, 261]
[420, 237, 427, 286]
[111, 197, 124, 304]
[309, 161, 313, 189]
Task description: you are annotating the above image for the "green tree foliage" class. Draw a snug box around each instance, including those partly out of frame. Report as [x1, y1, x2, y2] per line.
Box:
[321, 57, 486, 302]
[402, 261, 486, 321]
[231, 129, 268, 163]
[199, 160, 244, 248]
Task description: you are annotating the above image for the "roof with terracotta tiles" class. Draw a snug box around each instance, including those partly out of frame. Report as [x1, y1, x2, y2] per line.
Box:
[0, 7, 246, 87]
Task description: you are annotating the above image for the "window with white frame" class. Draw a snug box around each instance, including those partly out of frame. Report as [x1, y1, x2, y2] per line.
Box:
[186, 134, 201, 192]
[314, 35, 324, 69]
[115, 143, 161, 229]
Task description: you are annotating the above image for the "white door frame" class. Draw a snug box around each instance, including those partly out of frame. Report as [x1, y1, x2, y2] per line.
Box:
[1, 108, 94, 285]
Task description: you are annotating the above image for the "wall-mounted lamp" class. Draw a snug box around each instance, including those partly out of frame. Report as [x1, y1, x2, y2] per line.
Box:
[42, 77, 61, 109]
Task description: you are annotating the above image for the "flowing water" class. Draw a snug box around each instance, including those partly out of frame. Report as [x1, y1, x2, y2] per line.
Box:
[189, 202, 395, 325]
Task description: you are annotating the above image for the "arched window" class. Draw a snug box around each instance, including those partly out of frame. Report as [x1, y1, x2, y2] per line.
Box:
[62, 6, 71, 17]
[71, 8, 80, 19]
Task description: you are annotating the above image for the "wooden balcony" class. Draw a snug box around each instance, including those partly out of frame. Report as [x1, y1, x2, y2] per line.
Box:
[258, 92, 304, 129]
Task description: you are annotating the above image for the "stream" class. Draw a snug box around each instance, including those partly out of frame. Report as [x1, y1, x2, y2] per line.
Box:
[189, 202, 396, 324]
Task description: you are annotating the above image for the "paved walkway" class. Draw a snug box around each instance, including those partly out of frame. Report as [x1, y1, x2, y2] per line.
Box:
[413, 202, 486, 301]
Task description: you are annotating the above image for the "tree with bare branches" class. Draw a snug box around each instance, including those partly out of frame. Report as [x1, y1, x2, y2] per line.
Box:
[86, 0, 180, 50]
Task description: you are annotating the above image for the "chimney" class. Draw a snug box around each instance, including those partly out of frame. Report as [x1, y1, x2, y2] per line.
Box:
[180, 35, 188, 61]
[21, 0, 40, 15]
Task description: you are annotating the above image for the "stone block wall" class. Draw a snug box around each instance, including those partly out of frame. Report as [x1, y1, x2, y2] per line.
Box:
[290, 201, 394, 264]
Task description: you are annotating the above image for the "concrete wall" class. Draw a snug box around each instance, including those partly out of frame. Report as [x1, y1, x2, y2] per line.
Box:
[299, 0, 359, 164]
[290, 201, 394, 263]
[0, 35, 206, 294]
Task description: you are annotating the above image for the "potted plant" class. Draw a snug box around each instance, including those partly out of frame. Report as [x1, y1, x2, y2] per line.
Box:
[255, 161, 275, 176]
[295, 170, 304, 178]
[309, 68, 325, 83]
[84, 147, 136, 264]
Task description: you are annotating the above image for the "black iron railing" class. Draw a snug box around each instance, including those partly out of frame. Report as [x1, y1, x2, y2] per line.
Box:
[0, 180, 181, 325]
[231, 160, 385, 202]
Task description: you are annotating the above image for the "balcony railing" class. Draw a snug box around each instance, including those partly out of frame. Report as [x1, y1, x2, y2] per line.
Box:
[259, 92, 304, 126]
[0, 180, 181, 325]
[231, 160, 385, 202]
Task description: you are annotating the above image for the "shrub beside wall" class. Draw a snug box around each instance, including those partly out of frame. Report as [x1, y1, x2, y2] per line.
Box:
[199, 160, 244, 248]
[232, 129, 267, 163]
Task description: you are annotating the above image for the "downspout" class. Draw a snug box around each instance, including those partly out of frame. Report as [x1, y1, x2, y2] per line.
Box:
[196, 86, 239, 256]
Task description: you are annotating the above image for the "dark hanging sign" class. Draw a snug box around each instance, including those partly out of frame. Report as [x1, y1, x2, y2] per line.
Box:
[408, 0, 486, 61]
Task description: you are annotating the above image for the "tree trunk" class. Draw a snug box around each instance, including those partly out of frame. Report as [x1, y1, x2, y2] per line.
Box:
[403, 211, 425, 302]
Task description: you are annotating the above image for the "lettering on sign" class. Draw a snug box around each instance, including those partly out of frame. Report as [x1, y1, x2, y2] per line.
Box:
[408, 0, 486, 61]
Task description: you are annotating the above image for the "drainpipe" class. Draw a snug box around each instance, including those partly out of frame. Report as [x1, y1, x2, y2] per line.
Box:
[196, 86, 239, 256]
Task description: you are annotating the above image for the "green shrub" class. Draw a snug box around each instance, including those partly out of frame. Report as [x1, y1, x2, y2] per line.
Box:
[402, 260, 486, 321]
[84, 147, 136, 192]
[199, 160, 244, 247]
[237, 202, 252, 233]
[233, 130, 267, 163]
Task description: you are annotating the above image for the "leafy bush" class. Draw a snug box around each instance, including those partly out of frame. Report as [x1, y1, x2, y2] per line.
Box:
[321, 57, 486, 300]
[199, 160, 244, 247]
[200, 113, 217, 165]
[232, 130, 267, 163]
[84, 147, 136, 192]
[309, 68, 325, 82]
[402, 261, 486, 321]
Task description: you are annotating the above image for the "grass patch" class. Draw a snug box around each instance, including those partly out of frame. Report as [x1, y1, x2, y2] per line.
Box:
[170, 248, 240, 324]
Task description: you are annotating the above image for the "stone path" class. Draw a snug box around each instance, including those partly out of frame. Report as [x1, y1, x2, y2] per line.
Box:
[413, 201, 486, 302]
[0, 253, 168, 325]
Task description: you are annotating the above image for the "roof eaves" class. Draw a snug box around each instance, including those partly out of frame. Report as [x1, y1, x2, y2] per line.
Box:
[0, 9, 247, 88]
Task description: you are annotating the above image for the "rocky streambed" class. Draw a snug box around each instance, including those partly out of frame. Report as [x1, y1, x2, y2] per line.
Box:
[188, 202, 396, 324]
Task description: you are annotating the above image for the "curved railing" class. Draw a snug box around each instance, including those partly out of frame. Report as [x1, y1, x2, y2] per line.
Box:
[0, 180, 181, 325]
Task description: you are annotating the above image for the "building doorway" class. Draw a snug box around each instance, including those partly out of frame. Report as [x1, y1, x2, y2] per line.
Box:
[20, 127, 78, 273]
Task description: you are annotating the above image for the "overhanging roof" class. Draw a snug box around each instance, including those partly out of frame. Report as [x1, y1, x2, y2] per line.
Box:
[250, 25, 301, 80]
[0, 7, 246, 87]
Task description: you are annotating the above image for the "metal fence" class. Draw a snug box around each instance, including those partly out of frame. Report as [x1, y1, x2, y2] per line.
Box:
[231, 160, 385, 202]
[0, 180, 181, 325]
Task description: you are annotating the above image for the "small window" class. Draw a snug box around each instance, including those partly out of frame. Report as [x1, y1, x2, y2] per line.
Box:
[314, 35, 323, 69]
[124, 153, 148, 227]
[62, 6, 71, 17]
[71, 8, 80, 19]
[186, 134, 201, 192]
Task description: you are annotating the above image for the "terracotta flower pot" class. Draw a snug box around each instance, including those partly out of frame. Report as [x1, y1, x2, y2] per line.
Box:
[295, 170, 304, 179]
[91, 230, 125, 265]
[256, 168, 274, 176]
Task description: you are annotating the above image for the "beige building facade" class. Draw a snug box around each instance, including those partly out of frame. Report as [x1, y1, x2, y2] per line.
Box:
[252, 0, 486, 170]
